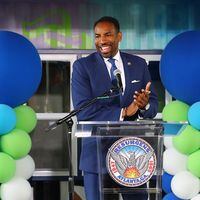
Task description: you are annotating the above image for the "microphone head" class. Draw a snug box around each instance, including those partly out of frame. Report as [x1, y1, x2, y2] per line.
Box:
[113, 69, 123, 92]
[45, 122, 58, 132]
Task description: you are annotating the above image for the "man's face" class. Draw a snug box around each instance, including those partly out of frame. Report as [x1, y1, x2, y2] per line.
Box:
[94, 21, 122, 58]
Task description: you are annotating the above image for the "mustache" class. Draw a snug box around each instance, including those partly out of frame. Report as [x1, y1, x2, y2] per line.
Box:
[98, 43, 112, 47]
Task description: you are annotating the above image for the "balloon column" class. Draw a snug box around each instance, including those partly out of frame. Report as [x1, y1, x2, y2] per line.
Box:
[160, 31, 200, 200]
[0, 31, 42, 200]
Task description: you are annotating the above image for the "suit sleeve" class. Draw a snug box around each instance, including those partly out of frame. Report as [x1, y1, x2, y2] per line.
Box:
[72, 60, 121, 121]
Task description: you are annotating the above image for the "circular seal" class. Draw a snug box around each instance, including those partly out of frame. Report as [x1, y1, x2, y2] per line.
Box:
[106, 137, 156, 187]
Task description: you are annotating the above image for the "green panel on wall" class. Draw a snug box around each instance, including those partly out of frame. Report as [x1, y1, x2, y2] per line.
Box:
[0, 0, 199, 49]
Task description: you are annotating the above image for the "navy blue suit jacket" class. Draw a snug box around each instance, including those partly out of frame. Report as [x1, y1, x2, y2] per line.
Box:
[72, 52, 158, 173]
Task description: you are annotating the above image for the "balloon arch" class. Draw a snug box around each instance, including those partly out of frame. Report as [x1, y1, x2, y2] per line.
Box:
[160, 31, 200, 200]
[0, 31, 42, 200]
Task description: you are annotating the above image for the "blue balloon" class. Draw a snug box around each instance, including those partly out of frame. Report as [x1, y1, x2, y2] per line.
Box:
[160, 31, 200, 105]
[0, 31, 42, 107]
[162, 172, 173, 193]
[188, 101, 200, 130]
[0, 104, 16, 135]
[163, 123, 184, 135]
[163, 193, 182, 200]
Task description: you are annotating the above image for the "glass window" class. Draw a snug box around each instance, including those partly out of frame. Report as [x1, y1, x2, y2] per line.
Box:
[29, 120, 69, 170]
[148, 61, 165, 113]
[27, 59, 72, 174]
[28, 61, 70, 113]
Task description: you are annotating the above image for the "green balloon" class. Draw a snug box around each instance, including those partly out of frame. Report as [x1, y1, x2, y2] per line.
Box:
[0, 129, 32, 159]
[173, 125, 200, 155]
[162, 100, 189, 122]
[0, 152, 16, 183]
[188, 149, 200, 177]
[14, 105, 37, 133]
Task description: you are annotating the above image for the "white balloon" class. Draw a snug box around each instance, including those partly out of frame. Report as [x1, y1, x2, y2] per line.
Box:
[29, 187, 33, 200]
[15, 155, 35, 179]
[171, 171, 200, 199]
[0, 178, 32, 200]
[163, 147, 188, 175]
[192, 194, 200, 200]
[164, 136, 174, 149]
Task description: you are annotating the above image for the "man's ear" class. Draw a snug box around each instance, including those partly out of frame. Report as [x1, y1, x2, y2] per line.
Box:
[118, 31, 122, 42]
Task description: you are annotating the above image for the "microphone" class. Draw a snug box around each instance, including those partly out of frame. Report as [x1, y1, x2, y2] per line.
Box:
[114, 69, 123, 92]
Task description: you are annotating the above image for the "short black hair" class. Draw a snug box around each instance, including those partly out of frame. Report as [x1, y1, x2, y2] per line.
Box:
[93, 16, 120, 33]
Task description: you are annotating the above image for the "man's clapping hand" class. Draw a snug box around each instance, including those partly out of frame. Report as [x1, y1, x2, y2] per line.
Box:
[133, 82, 151, 109]
[122, 82, 151, 117]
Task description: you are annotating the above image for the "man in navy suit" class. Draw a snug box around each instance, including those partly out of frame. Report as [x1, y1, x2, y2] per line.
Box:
[72, 16, 158, 200]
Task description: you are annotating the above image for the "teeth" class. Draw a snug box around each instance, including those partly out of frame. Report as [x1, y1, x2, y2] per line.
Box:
[101, 46, 110, 52]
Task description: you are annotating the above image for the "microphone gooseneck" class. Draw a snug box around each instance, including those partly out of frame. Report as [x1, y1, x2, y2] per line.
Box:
[45, 86, 120, 132]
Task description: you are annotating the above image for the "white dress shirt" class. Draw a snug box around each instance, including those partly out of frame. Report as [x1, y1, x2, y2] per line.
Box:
[103, 51, 125, 120]
[103, 51, 150, 120]
[103, 51, 125, 93]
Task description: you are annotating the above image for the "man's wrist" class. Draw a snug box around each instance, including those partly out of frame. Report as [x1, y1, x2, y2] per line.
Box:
[140, 103, 150, 111]
[122, 107, 127, 117]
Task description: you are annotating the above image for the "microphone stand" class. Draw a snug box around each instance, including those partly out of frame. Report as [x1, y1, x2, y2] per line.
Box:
[45, 86, 119, 200]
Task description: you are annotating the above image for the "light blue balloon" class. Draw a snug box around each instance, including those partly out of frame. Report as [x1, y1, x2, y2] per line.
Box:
[188, 102, 200, 130]
[163, 123, 184, 135]
[0, 104, 16, 135]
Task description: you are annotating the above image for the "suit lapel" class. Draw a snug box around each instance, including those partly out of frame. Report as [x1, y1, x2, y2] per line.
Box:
[95, 53, 113, 91]
[120, 53, 132, 106]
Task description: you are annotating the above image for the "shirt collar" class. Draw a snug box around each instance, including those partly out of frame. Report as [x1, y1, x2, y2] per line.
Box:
[112, 51, 120, 62]
[103, 50, 120, 62]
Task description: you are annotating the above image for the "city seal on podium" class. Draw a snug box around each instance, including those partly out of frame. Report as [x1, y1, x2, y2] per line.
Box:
[106, 137, 156, 187]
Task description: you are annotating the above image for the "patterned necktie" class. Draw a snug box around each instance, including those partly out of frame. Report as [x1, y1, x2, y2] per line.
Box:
[108, 58, 121, 104]
[108, 58, 117, 86]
